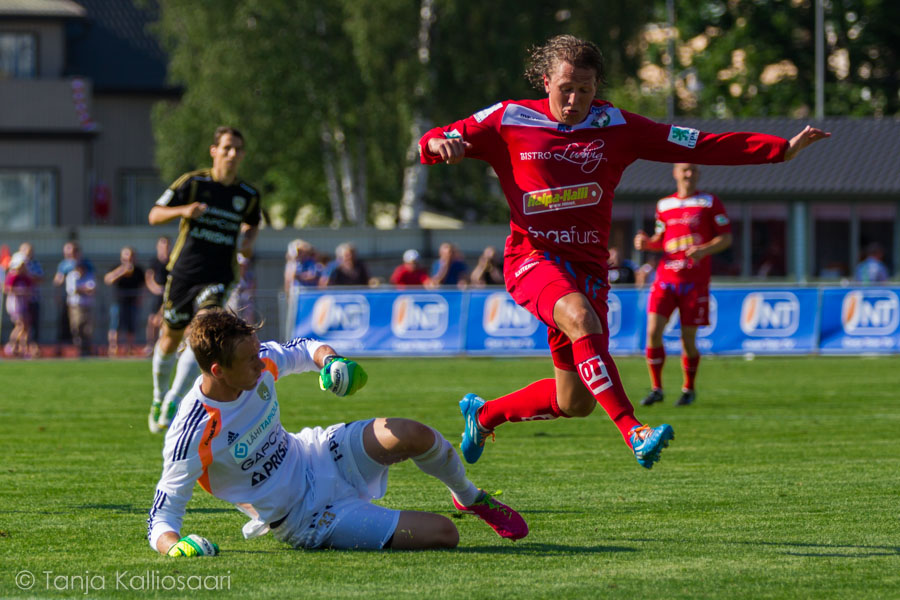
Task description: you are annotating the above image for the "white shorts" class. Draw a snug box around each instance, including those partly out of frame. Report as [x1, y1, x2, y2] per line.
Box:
[270, 419, 401, 550]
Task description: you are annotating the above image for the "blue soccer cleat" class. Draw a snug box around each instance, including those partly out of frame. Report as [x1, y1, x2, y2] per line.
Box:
[629, 423, 674, 469]
[459, 393, 493, 464]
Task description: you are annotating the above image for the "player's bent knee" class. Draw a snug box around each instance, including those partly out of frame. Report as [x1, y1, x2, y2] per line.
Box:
[373, 418, 435, 457]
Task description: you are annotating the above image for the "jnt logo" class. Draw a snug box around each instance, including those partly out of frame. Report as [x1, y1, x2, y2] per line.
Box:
[391, 295, 449, 339]
[483, 293, 538, 336]
[842, 290, 899, 335]
[311, 295, 370, 338]
[606, 293, 622, 337]
[740, 292, 800, 337]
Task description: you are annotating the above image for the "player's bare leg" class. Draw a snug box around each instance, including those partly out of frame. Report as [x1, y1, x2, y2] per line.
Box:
[642, 312, 668, 406]
[678, 326, 700, 406]
[363, 418, 527, 542]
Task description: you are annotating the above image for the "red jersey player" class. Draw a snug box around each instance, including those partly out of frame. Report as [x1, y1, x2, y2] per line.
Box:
[634, 164, 731, 407]
[419, 35, 829, 469]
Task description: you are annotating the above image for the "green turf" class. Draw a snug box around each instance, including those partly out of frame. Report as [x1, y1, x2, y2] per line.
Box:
[1, 355, 898, 599]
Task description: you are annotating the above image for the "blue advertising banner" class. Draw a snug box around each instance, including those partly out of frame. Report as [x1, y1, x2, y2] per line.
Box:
[658, 288, 820, 355]
[291, 290, 465, 355]
[819, 288, 900, 353]
[289, 286, 898, 356]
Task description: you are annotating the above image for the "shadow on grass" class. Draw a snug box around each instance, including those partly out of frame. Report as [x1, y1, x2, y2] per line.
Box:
[71, 504, 233, 515]
[453, 542, 637, 555]
[625, 537, 900, 558]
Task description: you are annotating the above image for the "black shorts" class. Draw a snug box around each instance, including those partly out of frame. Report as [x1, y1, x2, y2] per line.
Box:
[162, 275, 234, 330]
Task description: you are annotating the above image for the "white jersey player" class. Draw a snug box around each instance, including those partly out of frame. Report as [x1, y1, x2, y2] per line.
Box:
[147, 309, 527, 556]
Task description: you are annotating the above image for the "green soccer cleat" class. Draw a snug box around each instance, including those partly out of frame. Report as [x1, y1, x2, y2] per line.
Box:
[157, 396, 179, 430]
[148, 399, 163, 434]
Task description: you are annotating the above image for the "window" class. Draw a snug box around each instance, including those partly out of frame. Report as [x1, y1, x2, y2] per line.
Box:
[812, 204, 851, 279]
[0, 170, 56, 229]
[119, 172, 166, 225]
[751, 204, 788, 278]
[0, 32, 36, 79]
[858, 204, 895, 277]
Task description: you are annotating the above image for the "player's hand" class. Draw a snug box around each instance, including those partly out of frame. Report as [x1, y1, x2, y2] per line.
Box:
[166, 534, 219, 557]
[634, 231, 650, 250]
[428, 138, 473, 165]
[784, 126, 831, 162]
[319, 357, 368, 397]
[184, 202, 208, 219]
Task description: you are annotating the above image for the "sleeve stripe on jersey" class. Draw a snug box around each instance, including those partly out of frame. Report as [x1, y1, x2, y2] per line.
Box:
[146, 489, 168, 539]
[173, 401, 206, 461]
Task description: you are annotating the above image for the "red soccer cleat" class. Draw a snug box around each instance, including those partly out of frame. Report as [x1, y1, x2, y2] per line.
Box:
[452, 491, 528, 541]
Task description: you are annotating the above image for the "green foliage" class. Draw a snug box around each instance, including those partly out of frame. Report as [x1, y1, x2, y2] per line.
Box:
[650, 0, 900, 118]
[1, 356, 899, 599]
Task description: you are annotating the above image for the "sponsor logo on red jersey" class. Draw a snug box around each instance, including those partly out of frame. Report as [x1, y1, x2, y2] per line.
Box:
[523, 182, 602, 215]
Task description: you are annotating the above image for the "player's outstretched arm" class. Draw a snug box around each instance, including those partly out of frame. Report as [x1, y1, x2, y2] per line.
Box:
[783, 125, 831, 162]
[317, 346, 368, 397]
[158, 531, 219, 557]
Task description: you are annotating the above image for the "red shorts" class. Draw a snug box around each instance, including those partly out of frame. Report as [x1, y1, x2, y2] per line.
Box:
[647, 280, 710, 327]
[504, 244, 609, 371]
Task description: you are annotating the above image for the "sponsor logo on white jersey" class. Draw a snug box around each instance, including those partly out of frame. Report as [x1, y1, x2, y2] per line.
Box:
[473, 102, 503, 123]
[841, 290, 899, 335]
[483, 293, 538, 336]
[311, 295, 370, 338]
[523, 182, 602, 215]
[607, 292, 622, 336]
[232, 400, 279, 462]
[391, 294, 449, 338]
[667, 125, 699, 148]
[740, 292, 800, 337]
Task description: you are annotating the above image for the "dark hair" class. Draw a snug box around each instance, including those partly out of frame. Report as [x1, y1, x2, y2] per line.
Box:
[189, 309, 261, 372]
[524, 35, 605, 92]
[213, 126, 244, 146]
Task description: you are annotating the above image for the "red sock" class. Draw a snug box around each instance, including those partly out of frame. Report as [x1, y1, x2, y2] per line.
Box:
[572, 334, 641, 443]
[646, 345, 665, 390]
[682, 354, 700, 390]
[478, 378, 568, 430]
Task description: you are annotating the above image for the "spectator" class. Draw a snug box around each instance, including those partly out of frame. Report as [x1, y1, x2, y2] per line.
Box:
[284, 239, 323, 294]
[17, 242, 43, 356]
[4, 253, 35, 357]
[855, 242, 890, 283]
[607, 247, 636, 285]
[469, 246, 503, 287]
[321, 243, 371, 287]
[390, 249, 429, 288]
[53, 241, 92, 351]
[104, 246, 145, 357]
[428, 242, 469, 288]
[66, 259, 96, 357]
[144, 236, 171, 355]
[227, 253, 256, 321]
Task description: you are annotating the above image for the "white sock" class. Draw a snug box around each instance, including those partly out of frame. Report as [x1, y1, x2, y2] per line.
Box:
[152, 344, 177, 402]
[412, 429, 480, 506]
[163, 347, 201, 408]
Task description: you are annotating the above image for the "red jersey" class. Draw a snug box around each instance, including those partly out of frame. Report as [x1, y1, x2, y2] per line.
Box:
[389, 265, 429, 287]
[420, 98, 786, 273]
[654, 192, 731, 284]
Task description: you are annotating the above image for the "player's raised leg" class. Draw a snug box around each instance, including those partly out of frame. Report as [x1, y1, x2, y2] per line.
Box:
[363, 418, 528, 541]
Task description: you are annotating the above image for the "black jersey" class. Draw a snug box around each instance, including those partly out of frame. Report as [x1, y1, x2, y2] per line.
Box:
[156, 169, 261, 283]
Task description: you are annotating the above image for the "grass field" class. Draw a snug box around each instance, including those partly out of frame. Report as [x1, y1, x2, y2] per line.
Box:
[1, 354, 898, 599]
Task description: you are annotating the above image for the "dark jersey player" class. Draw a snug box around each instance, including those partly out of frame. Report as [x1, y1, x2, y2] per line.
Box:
[147, 126, 261, 434]
[418, 35, 829, 470]
[635, 163, 732, 407]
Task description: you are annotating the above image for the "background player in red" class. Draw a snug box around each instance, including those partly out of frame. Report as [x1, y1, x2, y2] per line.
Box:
[634, 163, 731, 407]
[419, 35, 829, 470]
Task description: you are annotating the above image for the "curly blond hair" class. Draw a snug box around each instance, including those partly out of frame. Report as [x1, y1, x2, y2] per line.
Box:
[524, 35, 605, 92]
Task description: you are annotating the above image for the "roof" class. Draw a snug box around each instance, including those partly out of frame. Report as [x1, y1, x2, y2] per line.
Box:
[0, 0, 85, 18]
[616, 117, 900, 197]
[64, 0, 172, 93]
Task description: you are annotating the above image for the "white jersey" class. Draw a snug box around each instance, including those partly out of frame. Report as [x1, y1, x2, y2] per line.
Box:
[146, 337, 328, 550]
